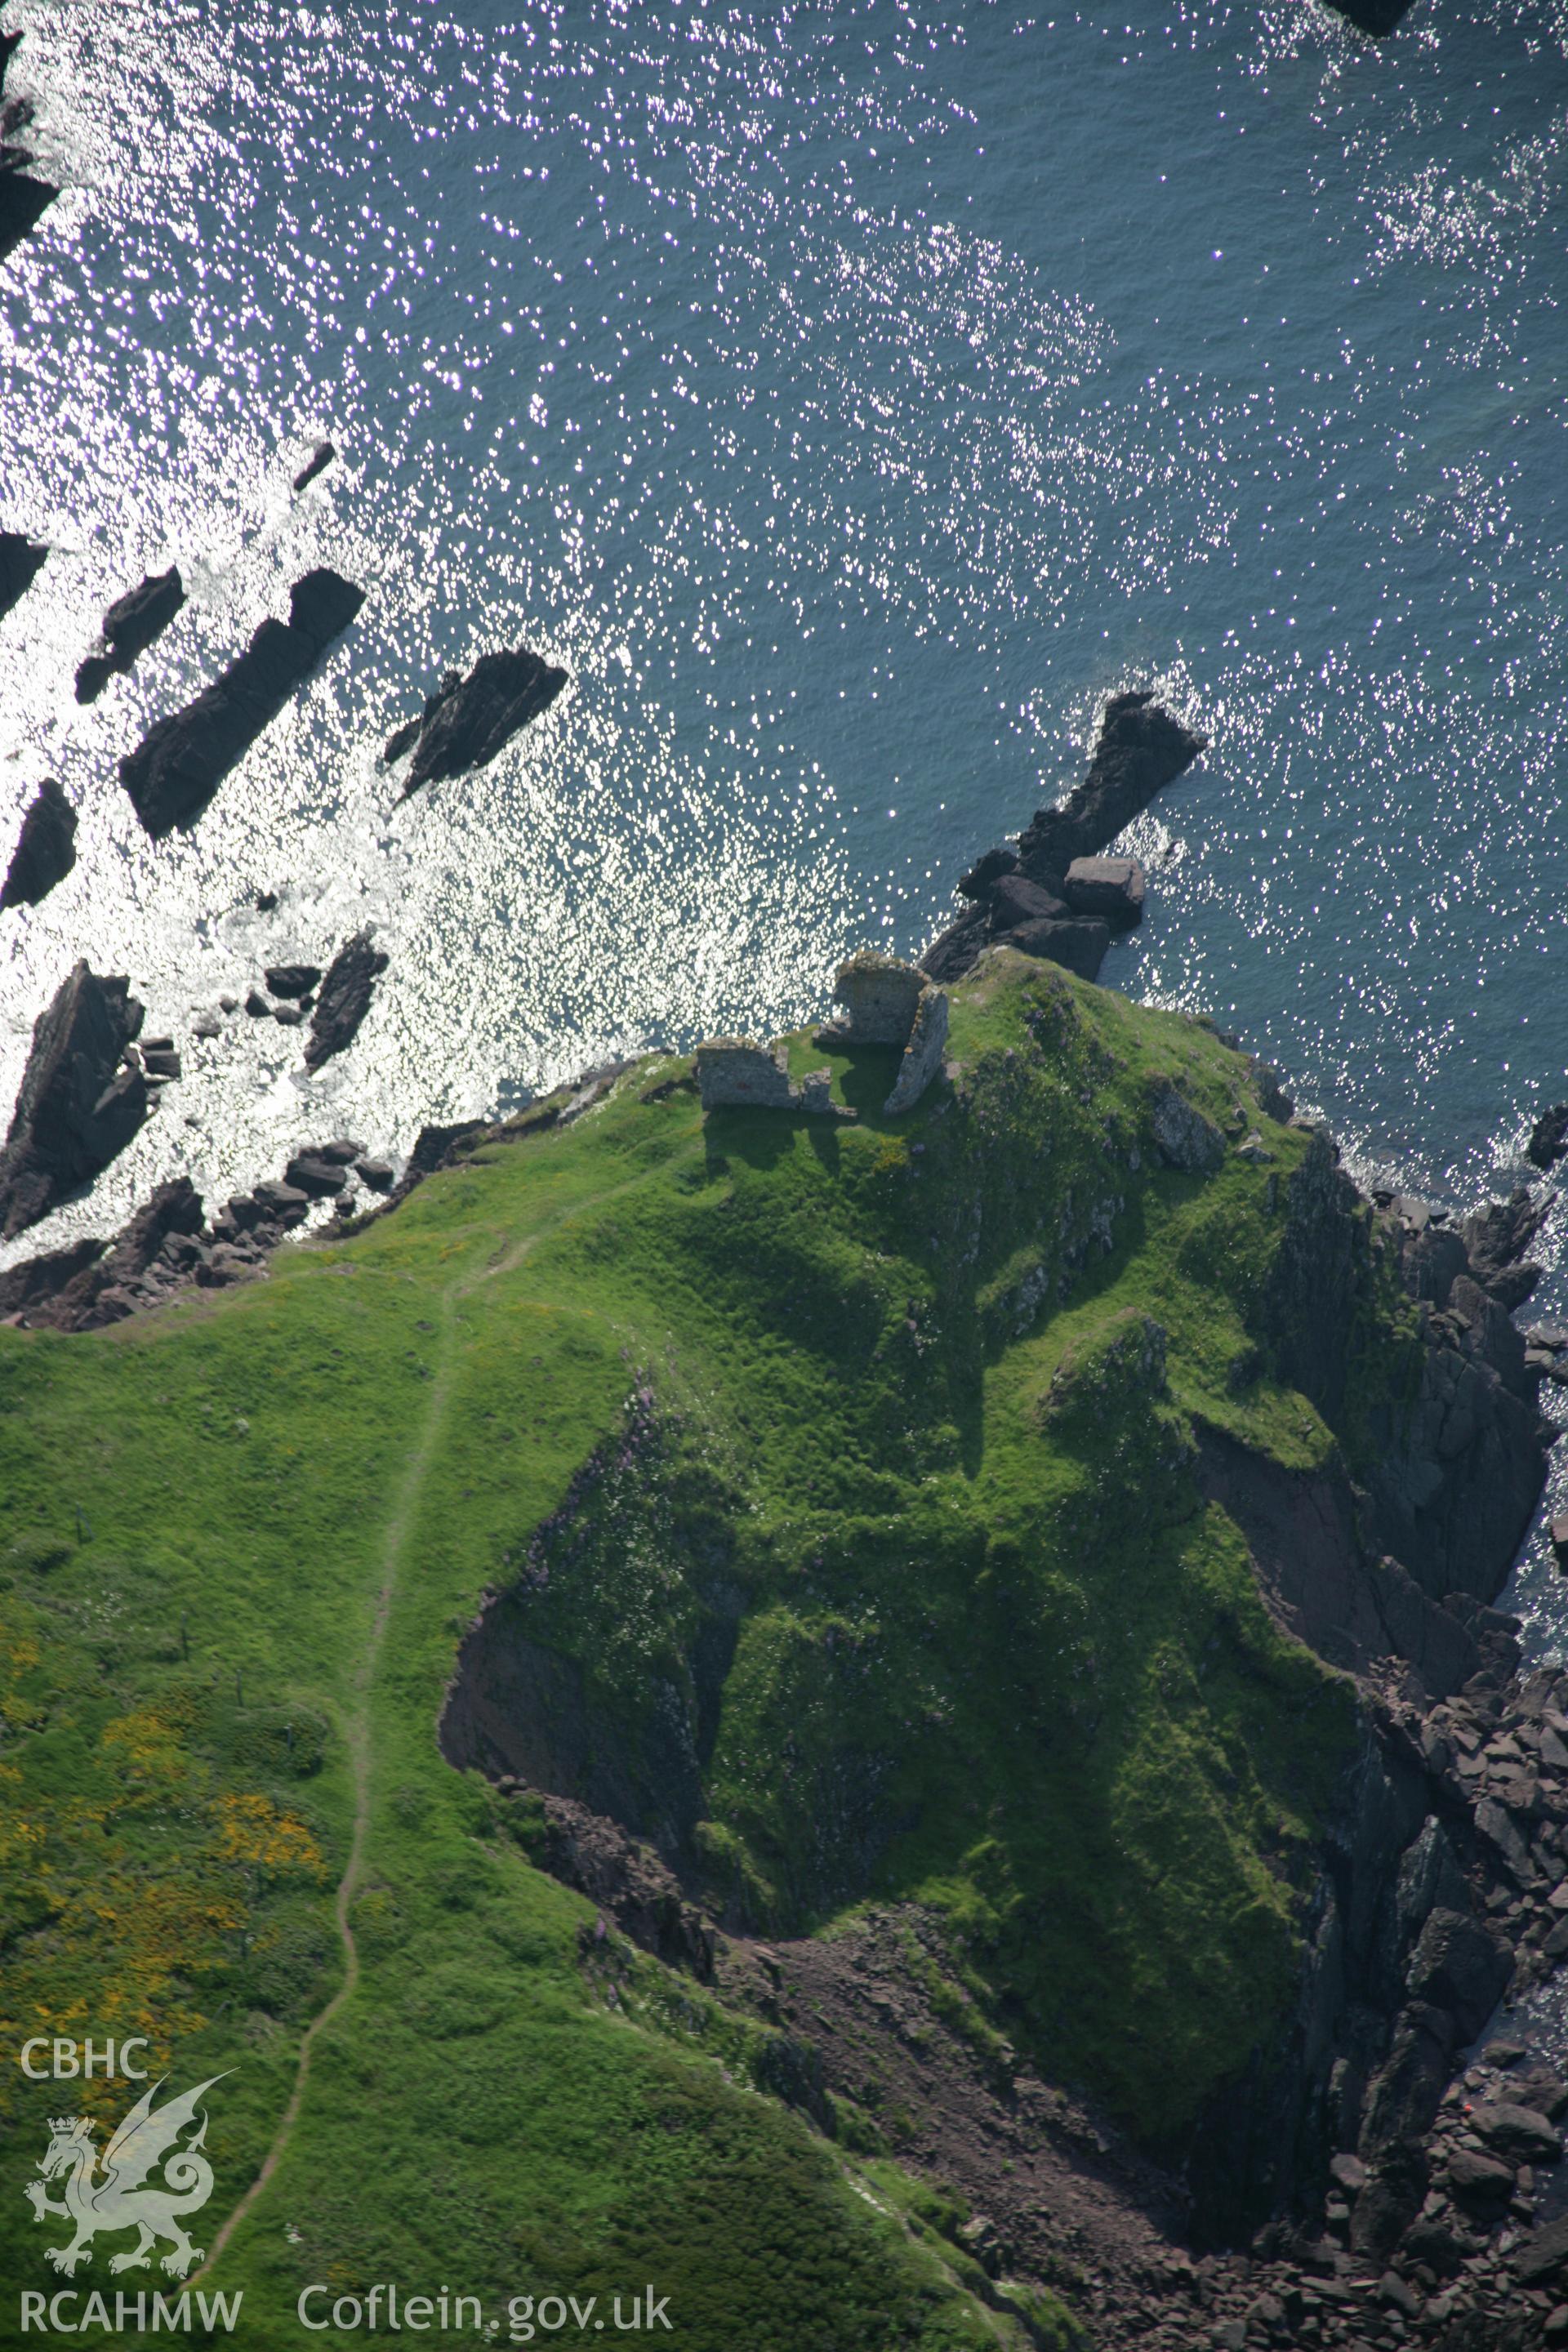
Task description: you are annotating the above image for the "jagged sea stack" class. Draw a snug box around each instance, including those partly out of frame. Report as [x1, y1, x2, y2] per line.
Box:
[0, 964, 149, 1236]
[0, 778, 76, 908]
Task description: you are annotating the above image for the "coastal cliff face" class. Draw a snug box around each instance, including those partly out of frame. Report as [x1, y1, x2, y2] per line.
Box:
[434, 958, 1553, 2210]
[1177, 1124, 1547, 2235]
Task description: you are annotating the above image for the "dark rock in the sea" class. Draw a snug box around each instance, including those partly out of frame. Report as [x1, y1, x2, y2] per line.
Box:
[284, 1152, 348, 1198]
[287, 566, 363, 647]
[312, 1138, 365, 1165]
[304, 929, 388, 1072]
[292, 439, 335, 494]
[0, 20, 57, 266]
[1324, 0, 1412, 36]
[1, 778, 76, 909]
[1016, 691, 1205, 885]
[251, 1178, 311, 1226]
[385, 670, 457, 767]
[0, 528, 46, 619]
[272, 1004, 304, 1028]
[255, 889, 279, 913]
[0, 162, 56, 264]
[1006, 915, 1110, 982]
[74, 566, 185, 703]
[957, 845, 1018, 901]
[1528, 1104, 1568, 1172]
[140, 1046, 180, 1081]
[0, 964, 149, 1238]
[386, 644, 569, 798]
[355, 1157, 394, 1192]
[987, 873, 1070, 936]
[243, 991, 272, 1018]
[264, 962, 320, 1000]
[1063, 854, 1146, 928]
[118, 567, 365, 837]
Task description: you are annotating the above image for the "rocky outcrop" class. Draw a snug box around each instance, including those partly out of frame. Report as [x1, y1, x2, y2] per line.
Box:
[1195, 1428, 1486, 1701]
[1456, 1187, 1552, 1312]
[500, 1786, 718, 1981]
[74, 566, 185, 703]
[1374, 1209, 1551, 1609]
[1, 778, 75, 908]
[0, 1138, 385, 1329]
[1527, 1104, 1568, 1172]
[1148, 1076, 1227, 1174]
[1325, 0, 1411, 34]
[987, 872, 1067, 934]
[1172, 1141, 1561, 2296]
[0, 964, 149, 1238]
[264, 962, 320, 1000]
[923, 689, 1202, 982]
[1016, 690, 1205, 884]
[919, 902, 988, 982]
[292, 440, 335, 493]
[0, 8, 56, 267]
[304, 929, 388, 1071]
[0, 528, 46, 618]
[118, 568, 364, 836]
[1063, 854, 1145, 927]
[385, 644, 568, 799]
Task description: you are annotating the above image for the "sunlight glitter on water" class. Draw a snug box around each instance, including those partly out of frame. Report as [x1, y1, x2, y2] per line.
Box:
[1, 1, 1566, 1400]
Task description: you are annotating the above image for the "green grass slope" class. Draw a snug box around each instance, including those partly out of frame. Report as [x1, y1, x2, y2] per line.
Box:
[0, 951, 1400, 2348]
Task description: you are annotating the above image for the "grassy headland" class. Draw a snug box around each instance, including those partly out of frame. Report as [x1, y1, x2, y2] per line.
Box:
[0, 949, 1412, 2347]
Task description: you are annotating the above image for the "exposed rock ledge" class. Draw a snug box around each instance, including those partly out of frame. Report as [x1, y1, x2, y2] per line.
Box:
[119, 567, 364, 836]
[385, 643, 569, 799]
[75, 565, 185, 703]
[1, 777, 76, 909]
[922, 688, 1206, 985]
[0, 964, 149, 1240]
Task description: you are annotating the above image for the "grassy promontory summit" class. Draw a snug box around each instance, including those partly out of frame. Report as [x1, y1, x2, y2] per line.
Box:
[0, 948, 1540, 2346]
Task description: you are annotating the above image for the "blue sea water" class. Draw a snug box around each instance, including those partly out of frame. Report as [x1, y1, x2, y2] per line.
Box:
[2, 0, 1568, 1626]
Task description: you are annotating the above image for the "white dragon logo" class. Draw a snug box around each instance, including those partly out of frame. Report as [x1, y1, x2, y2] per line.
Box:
[24, 2075, 229, 2280]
